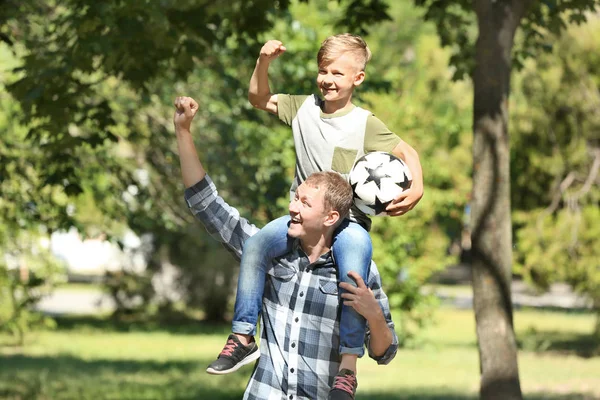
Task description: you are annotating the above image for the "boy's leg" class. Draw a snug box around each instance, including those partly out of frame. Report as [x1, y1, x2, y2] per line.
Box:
[328, 220, 372, 399]
[207, 215, 292, 375]
[333, 220, 372, 357]
[232, 215, 292, 335]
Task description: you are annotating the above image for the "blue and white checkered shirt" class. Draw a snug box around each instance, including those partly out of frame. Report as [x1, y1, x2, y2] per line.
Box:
[185, 176, 398, 400]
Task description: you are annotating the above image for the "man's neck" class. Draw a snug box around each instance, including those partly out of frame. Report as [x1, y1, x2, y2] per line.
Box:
[300, 234, 333, 264]
[322, 97, 354, 114]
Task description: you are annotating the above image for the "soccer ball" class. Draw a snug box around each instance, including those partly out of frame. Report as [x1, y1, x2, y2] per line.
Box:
[349, 151, 412, 216]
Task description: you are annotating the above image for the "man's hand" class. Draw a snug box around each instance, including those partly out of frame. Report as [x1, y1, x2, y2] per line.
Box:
[339, 271, 383, 322]
[259, 40, 286, 63]
[385, 185, 423, 217]
[173, 96, 199, 132]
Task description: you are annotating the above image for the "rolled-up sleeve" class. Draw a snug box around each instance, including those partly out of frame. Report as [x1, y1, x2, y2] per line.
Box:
[184, 176, 259, 260]
[364, 262, 399, 365]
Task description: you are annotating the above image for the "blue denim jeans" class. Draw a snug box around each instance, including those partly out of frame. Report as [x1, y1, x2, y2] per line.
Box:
[232, 215, 372, 357]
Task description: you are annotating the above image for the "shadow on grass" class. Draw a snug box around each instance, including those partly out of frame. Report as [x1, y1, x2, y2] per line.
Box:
[518, 328, 600, 358]
[0, 353, 247, 400]
[363, 394, 598, 400]
[1, 354, 598, 400]
[50, 314, 232, 336]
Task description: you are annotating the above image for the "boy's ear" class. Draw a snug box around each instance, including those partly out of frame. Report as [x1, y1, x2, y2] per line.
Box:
[353, 70, 365, 87]
[323, 210, 341, 227]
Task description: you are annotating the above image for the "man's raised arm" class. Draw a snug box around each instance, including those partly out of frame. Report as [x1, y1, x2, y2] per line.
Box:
[174, 96, 206, 188]
[173, 96, 260, 260]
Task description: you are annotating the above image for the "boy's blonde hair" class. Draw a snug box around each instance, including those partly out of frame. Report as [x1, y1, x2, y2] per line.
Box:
[317, 33, 372, 72]
[304, 171, 353, 219]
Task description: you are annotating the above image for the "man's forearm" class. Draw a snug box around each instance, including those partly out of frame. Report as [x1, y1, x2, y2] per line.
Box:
[176, 128, 206, 188]
[248, 59, 272, 107]
[366, 308, 394, 357]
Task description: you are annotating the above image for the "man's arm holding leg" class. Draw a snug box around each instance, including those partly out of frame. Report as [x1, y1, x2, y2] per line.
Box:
[340, 270, 397, 362]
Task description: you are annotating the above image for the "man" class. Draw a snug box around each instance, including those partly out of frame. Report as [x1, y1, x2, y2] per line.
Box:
[174, 96, 398, 400]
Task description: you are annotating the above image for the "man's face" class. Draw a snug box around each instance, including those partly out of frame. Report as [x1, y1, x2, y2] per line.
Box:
[288, 183, 329, 240]
[316, 53, 364, 104]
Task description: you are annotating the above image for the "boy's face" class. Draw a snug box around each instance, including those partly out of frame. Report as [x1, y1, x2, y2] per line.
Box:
[316, 52, 365, 105]
[287, 183, 334, 240]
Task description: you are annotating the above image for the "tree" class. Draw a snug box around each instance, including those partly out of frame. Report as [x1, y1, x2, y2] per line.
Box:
[414, 0, 599, 398]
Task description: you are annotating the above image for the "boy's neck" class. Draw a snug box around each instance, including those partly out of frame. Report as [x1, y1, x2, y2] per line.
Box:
[322, 97, 355, 115]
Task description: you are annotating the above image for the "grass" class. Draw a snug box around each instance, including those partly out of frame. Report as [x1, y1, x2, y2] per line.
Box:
[1, 308, 599, 399]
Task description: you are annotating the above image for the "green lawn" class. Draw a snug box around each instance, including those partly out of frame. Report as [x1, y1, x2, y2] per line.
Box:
[1, 308, 598, 400]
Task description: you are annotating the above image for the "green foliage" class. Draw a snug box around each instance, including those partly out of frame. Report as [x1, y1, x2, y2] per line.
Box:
[0, 233, 65, 345]
[2, 0, 598, 348]
[510, 18, 600, 334]
[0, 0, 472, 338]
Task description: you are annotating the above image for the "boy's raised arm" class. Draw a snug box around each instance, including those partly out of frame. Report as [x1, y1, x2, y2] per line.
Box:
[248, 40, 286, 115]
[173, 96, 206, 188]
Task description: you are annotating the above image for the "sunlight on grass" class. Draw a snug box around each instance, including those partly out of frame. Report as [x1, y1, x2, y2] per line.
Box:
[1, 307, 598, 399]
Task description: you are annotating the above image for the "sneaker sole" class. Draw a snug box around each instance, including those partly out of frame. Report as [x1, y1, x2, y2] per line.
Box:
[206, 348, 261, 375]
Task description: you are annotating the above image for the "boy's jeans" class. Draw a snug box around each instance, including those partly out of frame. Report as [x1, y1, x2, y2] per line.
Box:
[232, 215, 372, 357]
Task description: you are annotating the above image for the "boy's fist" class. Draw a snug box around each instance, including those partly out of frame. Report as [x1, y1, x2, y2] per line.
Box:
[259, 40, 286, 62]
[173, 96, 198, 132]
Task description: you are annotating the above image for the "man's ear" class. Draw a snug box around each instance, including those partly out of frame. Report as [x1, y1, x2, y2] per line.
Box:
[324, 210, 341, 227]
[354, 70, 365, 87]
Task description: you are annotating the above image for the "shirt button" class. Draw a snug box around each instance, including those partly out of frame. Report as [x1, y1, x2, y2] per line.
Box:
[289, 396, 293, 400]
[295, 317, 299, 322]
[290, 368, 295, 373]
[299, 291, 304, 297]
[291, 342, 296, 348]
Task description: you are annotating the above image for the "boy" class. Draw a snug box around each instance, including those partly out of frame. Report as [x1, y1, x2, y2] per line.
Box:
[209, 34, 423, 400]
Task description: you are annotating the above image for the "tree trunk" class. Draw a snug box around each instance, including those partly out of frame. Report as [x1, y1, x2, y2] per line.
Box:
[471, 1, 533, 399]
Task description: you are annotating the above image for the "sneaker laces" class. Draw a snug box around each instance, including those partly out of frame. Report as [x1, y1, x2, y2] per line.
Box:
[219, 338, 238, 357]
[332, 371, 357, 395]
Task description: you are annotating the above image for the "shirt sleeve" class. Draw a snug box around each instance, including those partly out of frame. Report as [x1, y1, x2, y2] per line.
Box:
[184, 176, 260, 261]
[364, 115, 402, 153]
[364, 262, 399, 365]
[277, 94, 310, 126]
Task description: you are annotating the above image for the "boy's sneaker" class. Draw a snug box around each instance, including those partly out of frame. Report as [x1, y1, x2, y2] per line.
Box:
[206, 334, 260, 375]
[328, 369, 357, 400]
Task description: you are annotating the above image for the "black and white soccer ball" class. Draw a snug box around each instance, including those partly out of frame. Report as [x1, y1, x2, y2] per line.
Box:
[349, 151, 412, 216]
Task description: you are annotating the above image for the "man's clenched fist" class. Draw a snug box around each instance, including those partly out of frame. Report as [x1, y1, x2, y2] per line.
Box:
[173, 96, 198, 132]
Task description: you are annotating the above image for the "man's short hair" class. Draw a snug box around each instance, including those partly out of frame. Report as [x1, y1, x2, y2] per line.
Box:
[317, 33, 372, 72]
[304, 171, 353, 218]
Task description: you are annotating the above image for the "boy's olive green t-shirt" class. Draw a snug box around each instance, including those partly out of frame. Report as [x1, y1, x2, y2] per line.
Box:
[277, 94, 401, 229]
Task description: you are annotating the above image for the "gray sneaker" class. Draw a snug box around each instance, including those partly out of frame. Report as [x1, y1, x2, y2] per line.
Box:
[206, 334, 260, 375]
[328, 369, 358, 400]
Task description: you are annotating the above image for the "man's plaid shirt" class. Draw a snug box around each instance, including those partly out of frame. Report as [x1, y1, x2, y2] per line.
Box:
[185, 176, 398, 400]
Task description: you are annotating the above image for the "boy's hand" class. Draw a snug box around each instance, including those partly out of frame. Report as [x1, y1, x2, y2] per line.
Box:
[173, 96, 198, 132]
[385, 186, 423, 217]
[259, 40, 286, 63]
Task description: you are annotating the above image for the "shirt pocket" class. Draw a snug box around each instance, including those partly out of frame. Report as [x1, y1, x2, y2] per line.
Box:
[331, 147, 358, 174]
[267, 264, 296, 281]
[319, 279, 339, 296]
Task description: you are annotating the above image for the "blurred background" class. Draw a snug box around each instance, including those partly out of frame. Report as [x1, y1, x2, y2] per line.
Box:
[0, 0, 598, 399]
